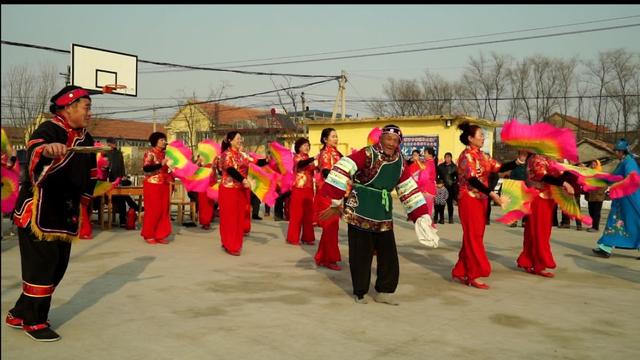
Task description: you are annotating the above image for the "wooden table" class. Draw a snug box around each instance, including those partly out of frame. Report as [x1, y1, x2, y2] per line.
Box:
[100, 186, 144, 230]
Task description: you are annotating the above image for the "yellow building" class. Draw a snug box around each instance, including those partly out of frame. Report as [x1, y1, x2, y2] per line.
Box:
[305, 115, 500, 161]
[164, 102, 301, 154]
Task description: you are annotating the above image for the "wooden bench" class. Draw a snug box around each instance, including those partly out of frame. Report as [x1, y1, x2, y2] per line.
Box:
[170, 181, 196, 224]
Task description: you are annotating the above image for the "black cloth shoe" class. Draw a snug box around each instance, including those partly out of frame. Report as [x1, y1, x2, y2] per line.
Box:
[24, 326, 60, 342]
[448, 217, 453, 224]
[252, 215, 263, 220]
[592, 248, 611, 258]
[274, 216, 283, 222]
[438, 220, 444, 224]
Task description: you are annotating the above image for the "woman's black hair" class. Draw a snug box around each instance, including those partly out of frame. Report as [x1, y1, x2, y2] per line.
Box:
[411, 149, 421, 156]
[320, 127, 336, 150]
[294, 137, 310, 154]
[49, 85, 91, 114]
[458, 121, 481, 146]
[425, 147, 435, 157]
[149, 132, 167, 147]
[221, 131, 240, 152]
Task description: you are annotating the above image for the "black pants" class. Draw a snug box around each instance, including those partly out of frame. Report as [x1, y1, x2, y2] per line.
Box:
[434, 204, 445, 223]
[347, 225, 399, 297]
[560, 194, 583, 227]
[250, 192, 261, 217]
[112, 195, 139, 224]
[445, 185, 456, 220]
[11, 227, 72, 326]
[588, 201, 603, 230]
[274, 191, 290, 219]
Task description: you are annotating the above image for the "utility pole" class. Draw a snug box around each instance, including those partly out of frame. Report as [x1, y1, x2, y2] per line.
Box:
[153, 107, 157, 133]
[301, 92, 307, 121]
[331, 70, 347, 121]
[59, 65, 70, 85]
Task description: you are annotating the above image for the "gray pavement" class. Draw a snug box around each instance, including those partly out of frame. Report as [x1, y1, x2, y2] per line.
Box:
[2, 201, 639, 360]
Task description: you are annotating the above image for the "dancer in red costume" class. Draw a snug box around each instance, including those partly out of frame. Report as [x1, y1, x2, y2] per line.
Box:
[79, 149, 110, 240]
[1, 145, 17, 170]
[286, 137, 316, 245]
[196, 155, 217, 230]
[141, 132, 172, 245]
[407, 149, 425, 176]
[451, 122, 517, 290]
[517, 152, 575, 277]
[314, 128, 343, 270]
[218, 131, 268, 256]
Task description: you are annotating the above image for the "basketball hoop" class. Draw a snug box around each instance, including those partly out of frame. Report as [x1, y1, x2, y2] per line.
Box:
[102, 84, 127, 94]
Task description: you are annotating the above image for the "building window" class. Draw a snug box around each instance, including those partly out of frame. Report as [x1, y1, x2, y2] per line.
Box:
[196, 131, 210, 143]
[175, 131, 189, 145]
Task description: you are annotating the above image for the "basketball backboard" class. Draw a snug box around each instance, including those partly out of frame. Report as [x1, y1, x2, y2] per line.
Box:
[71, 44, 138, 96]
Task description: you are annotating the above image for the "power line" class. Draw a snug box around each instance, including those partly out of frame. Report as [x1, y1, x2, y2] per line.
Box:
[310, 93, 640, 103]
[92, 77, 338, 116]
[0, 40, 339, 79]
[138, 14, 640, 71]
[214, 23, 640, 69]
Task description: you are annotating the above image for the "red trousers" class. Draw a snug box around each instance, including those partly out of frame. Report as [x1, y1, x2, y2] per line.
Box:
[198, 191, 215, 226]
[141, 182, 172, 240]
[452, 192, 490, 281]
[79, 204, 92, 239]
[219, 186, 249, 253]
[314, 195, 341, 264]
[287, 187, 315, 244]
[244, 190, 251, 233]
[518, 196, 556, 272]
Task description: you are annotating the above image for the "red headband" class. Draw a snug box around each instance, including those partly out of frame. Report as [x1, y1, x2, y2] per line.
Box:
[54, 88, 90, 107]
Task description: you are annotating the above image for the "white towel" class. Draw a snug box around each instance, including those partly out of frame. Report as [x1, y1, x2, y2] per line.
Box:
[415, 215, 439, 248]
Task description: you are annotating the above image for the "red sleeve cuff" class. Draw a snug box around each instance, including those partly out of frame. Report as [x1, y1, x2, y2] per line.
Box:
[407, 204, 429, 222]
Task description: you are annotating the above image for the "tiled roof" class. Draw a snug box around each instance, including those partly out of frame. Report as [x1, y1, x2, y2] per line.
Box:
[35, 114, 165, 141]
[87, 118, 165, 140]
[547, 113, 610, 133]
[195, 103, 270, 127]
[2, 126, 25, 140]
[577, 138, 616, 153]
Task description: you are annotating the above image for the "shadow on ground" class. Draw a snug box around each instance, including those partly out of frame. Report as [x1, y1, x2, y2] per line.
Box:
[51, 256, 156, 327]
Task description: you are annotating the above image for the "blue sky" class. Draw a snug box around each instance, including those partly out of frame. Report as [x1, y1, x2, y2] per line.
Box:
[2, 4, 639, 121]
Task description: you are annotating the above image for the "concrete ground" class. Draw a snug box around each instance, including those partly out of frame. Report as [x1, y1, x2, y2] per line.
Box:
[1, 201, 639, 360]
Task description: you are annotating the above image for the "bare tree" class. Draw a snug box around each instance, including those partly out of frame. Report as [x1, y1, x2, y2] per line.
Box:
[270, 76, 300, 118]
[2, 62, 60, 145]
[607, 49, 639, 136]
[584, 51, 614, 139]
[368, 78, 427, 117]
[633, 62, 640, 132]
[421, 71, 455, 115]
[367, 96, 389, 117]
[507, 58, 534, 123]
[530, 55, 560, 122]
[554, 57, 578, 127]
[172, 91, 201, 154]
[460, 53, 490, 118]
[205, 81, 231, 137]
[574, 78, 590, 140]
[371, 50, 640, 130]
